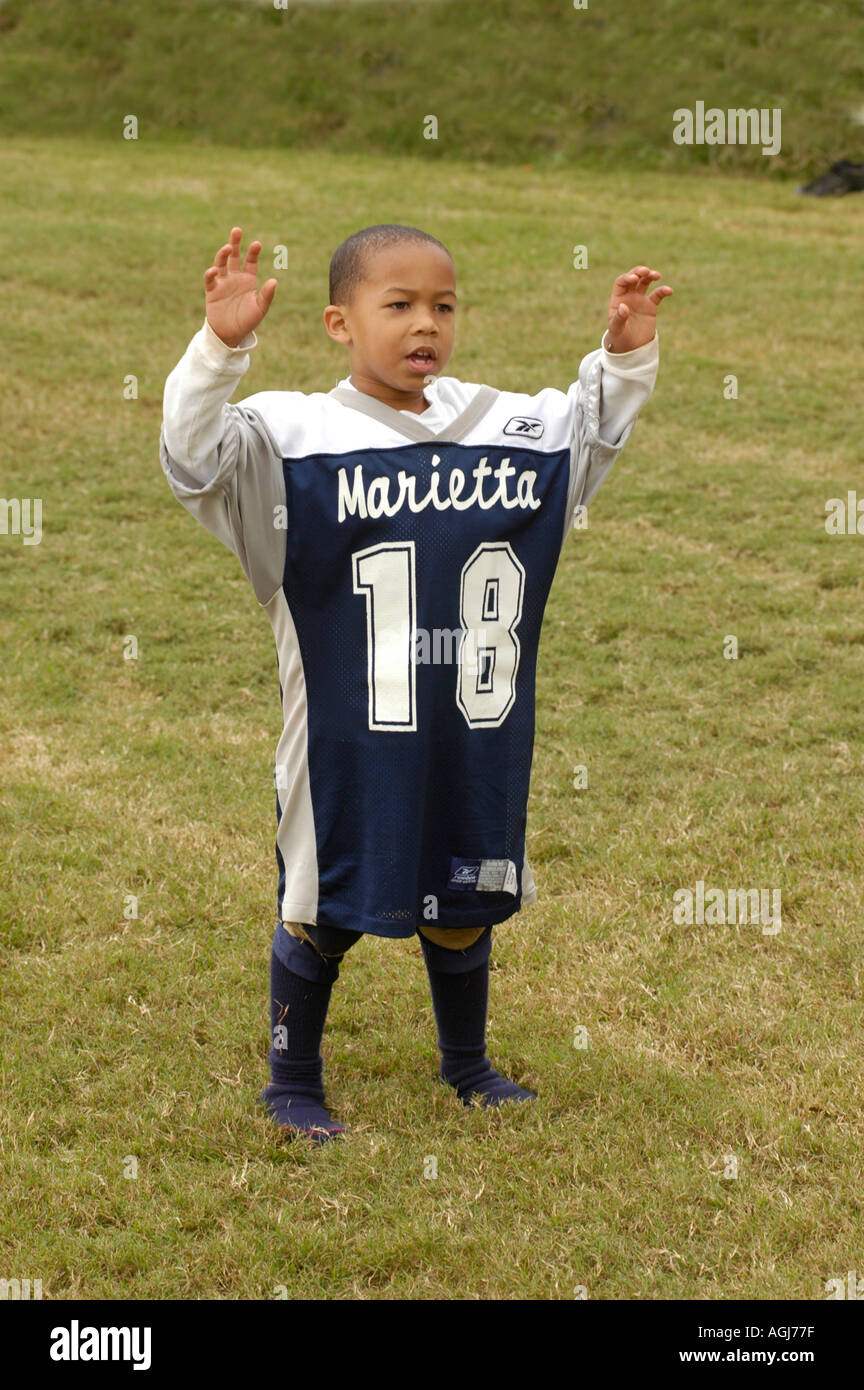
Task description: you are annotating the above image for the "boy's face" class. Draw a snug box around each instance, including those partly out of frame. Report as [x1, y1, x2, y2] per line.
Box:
[323, 242, 457, 413]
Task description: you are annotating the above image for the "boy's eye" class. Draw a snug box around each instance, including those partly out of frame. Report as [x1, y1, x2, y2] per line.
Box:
[388, 302, 454, 312]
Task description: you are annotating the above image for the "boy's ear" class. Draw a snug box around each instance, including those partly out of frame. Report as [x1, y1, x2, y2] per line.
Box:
[323, 304, 351, 344]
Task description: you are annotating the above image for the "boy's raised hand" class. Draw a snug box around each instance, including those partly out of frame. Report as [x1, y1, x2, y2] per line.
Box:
[606, 266, 673, 353]
[204, 227, 277, 348]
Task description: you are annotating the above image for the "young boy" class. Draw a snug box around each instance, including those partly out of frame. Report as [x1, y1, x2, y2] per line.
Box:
[160, 224, 671, 1144]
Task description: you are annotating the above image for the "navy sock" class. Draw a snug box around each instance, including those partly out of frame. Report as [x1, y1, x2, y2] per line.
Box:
[259, 945, 345, 1143]
[420, 936, 537, 1109]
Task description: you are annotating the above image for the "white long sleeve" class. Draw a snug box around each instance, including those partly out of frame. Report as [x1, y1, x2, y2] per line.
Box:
[597, 329, 659, 444]
[561, 329, 659, 523]
[161, 319, 259, 484]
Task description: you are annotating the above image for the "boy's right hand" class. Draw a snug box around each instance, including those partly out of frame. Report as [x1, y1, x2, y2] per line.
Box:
[204, 227, 277, 348]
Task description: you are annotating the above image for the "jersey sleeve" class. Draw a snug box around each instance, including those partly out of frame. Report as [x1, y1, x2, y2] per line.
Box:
[159, 320, 288, 607]
[563, 329, 659, 531]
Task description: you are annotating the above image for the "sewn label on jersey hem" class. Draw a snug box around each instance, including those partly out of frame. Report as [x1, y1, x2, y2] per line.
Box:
[448, 857, 518, 895]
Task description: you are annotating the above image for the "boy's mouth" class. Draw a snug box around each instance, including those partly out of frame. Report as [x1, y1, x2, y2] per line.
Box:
[405, 347, 437, 371]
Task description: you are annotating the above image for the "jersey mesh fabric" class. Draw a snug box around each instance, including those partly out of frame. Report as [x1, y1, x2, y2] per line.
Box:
[276, 437, 570, 936]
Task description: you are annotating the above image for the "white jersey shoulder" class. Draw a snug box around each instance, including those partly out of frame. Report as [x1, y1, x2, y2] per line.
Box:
[237, 375, 577, 457]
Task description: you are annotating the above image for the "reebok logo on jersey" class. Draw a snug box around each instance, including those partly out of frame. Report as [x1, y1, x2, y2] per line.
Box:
[503, 416, 544, 439]
[449, 860, 481, 889]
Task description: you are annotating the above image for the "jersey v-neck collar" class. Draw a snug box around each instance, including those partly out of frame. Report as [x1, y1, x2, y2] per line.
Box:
[328, 379, 498, 444]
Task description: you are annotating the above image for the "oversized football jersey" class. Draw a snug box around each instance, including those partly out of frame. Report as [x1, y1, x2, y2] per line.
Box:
[160, 328, 656, 938]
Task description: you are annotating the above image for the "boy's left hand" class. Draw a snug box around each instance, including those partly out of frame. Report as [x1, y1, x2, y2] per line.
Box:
[607, 266, 673, 353]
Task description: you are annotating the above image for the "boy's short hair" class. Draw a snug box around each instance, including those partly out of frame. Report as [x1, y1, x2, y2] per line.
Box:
[328, 224, 453, 307]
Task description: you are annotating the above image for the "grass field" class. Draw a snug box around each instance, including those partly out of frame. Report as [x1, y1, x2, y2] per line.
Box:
[0, 0, 861, 176]
[1, 131, 863, 1300]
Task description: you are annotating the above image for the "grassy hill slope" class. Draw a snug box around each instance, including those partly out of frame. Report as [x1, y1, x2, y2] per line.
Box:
[0, 0, 861, 176]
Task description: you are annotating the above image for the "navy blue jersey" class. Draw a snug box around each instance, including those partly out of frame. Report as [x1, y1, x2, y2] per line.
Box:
[277, 432, 570, 934]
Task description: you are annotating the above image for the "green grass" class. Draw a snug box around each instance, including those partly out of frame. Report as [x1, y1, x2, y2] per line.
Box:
[1, 132, 863, 1299]
[0, 0, 861, 175]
